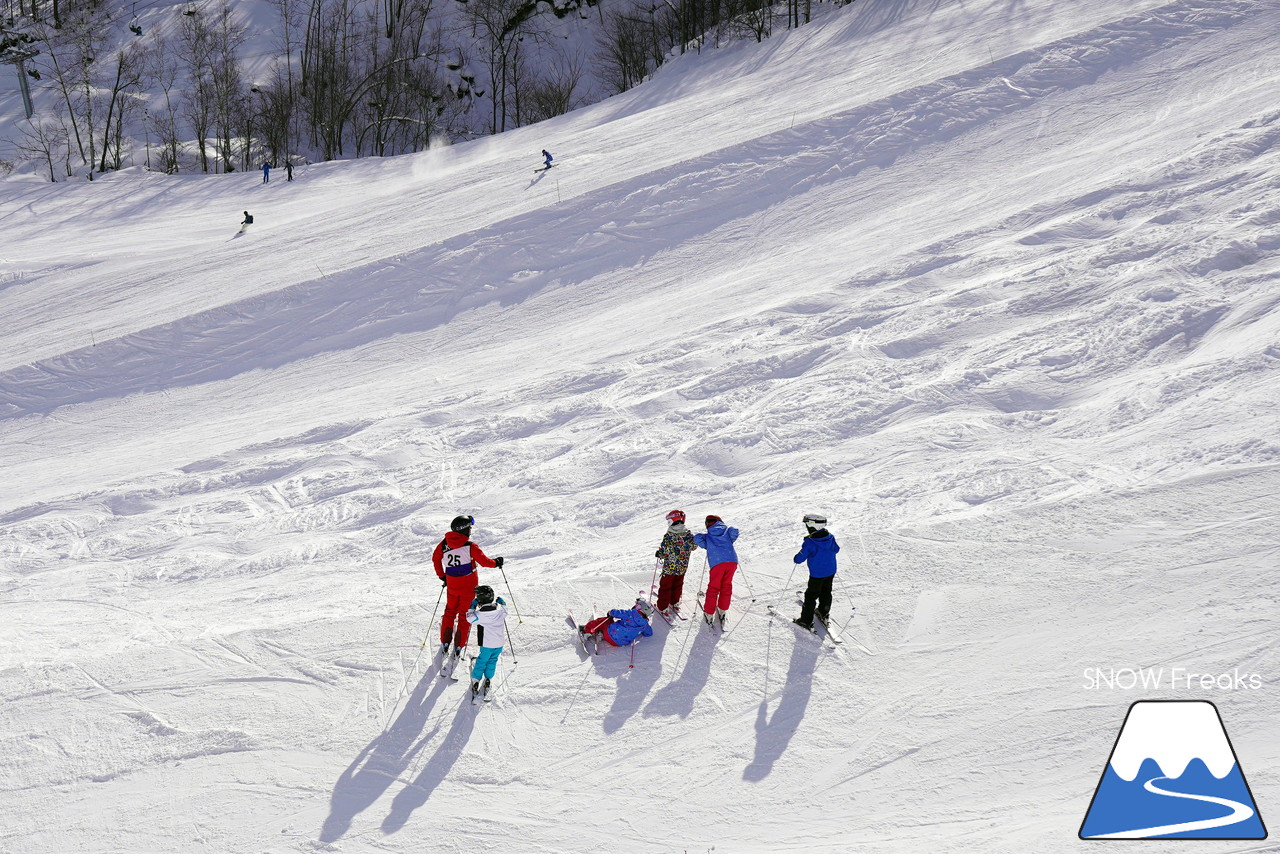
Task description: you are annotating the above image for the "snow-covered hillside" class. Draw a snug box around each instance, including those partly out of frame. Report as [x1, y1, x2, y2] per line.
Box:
[2, 0, 1278, 850]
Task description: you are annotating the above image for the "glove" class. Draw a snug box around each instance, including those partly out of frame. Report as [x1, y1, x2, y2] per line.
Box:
[494, 556, 504, 568]
[497, 597, 506, 605]
[441, 577, 448, 587]
[655, 550, 663, 558]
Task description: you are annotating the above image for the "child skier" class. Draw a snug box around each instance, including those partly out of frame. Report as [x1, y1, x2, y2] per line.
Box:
[581, 599, 654, 647]
[694, 515, 740, 626]
[793, 513, 839, 630]
[466, 585, 508, 701]
[655, 509, 698, 616]
[432, 515, 503, 669]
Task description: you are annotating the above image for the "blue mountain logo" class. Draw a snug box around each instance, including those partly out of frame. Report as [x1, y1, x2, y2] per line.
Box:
[1080, 700, 1267, 839]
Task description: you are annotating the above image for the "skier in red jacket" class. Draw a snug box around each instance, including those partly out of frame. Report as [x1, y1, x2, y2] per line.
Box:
[432, 515, 502, 659]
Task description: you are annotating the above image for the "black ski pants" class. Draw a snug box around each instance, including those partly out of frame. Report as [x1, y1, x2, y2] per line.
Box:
[800, 574, 834, 625]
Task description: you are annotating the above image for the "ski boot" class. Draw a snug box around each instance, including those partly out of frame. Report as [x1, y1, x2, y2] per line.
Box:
[482, 678, 493, 702]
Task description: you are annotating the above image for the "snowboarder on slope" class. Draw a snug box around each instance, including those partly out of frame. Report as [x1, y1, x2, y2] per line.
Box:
[581, 599, 654, 647]
[432, 515, 502, 663]
[793, 513, 839, 630]
[655, 509, 698, 616]
[694, 515, 739, 625]
[541, 149, 553, 170]
[238, 211, 253, 233]
[466, 585, 508, 700]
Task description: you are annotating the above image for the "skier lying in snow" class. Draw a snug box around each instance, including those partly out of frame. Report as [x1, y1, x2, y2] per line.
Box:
[581, 599, 654, 646]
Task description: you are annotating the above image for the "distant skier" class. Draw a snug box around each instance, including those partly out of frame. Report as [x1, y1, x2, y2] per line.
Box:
[432, 515, 503, 668]
[541, 149, 553, 170]
[285, 161, 294, 181]
[237, 211, 253, 234]
[466, 585, 508, 701]
[581, 599, 654, 647]
[261, 162, 271, 184]
[792, 514, 839, 630]
[694, 515, 739, 626]
[654, 509, 698, 617]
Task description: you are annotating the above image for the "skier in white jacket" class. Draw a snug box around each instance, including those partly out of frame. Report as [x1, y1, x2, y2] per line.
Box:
[465, 585, 509, 700]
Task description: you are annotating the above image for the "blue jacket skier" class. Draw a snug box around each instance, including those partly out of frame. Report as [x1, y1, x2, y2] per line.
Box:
[693, 515, 740, 624]
[793, 513, 839, 630]
[541, 149, 553, 169]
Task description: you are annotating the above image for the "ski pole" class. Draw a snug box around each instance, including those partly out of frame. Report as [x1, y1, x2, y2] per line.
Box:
[499, 562, 523, 624]
[649, 556, 661, 605]
[420, 580, 447, 648]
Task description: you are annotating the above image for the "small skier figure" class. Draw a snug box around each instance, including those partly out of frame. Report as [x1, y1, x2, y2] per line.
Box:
[466, 585, 508, 702]
[793, 514, 839, 630]
[541, 149, 553, 170]
[238, 211, 253, 233]
[432, 515, 502, 670]
[285, 161, 294, 181]
[581, 599, 654, 647]
[261, 162, 271, 183]
[694, 515, 739, 626]
[655, 509, 698, 617]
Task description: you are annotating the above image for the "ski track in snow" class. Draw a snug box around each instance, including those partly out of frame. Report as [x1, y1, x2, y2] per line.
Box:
[2, 0, 1280, 850]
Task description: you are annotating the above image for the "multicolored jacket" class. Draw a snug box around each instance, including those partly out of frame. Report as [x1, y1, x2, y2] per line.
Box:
[655, 524, 698, 576]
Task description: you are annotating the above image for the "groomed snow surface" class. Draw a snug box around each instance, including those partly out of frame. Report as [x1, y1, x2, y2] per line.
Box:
[2, 0, 1279, 851]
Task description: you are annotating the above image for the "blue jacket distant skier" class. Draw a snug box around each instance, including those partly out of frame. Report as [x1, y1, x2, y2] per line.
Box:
[541, 149, 553, 169]
[793, 514, 839, 630]
[262, 162, 271, 183]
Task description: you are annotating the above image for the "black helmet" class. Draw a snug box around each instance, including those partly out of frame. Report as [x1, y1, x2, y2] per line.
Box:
[451, 515, 474, 533]
[803, 513, 827, 533]
[475, 585, 495, 606]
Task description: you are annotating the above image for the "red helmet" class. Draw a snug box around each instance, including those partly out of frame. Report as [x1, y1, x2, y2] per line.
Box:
[665, 509, 685, 523]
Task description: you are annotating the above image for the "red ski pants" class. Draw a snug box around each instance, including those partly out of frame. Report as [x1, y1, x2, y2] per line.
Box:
[440, 573, 478, 647]
[655, 574, 686, 611]
[703, 562, 738, 614]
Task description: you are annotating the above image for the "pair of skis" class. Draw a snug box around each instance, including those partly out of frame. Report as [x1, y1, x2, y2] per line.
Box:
[568, 611, 599, 656]
[438, 643, 465, 680]
[766, 595, 877, 655]
[470, 678, 494, 704]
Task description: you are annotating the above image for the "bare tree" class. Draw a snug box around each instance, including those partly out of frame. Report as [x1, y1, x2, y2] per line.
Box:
[96, 39, 148, 172]
[596, 5, 656, 94]
[10, 117, 68, 181]
[146, 33, 183, 173]
[521, 48, 586, 123]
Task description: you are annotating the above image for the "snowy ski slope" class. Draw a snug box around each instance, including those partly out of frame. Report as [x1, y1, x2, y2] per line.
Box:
[2, 0, 1279, 851]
